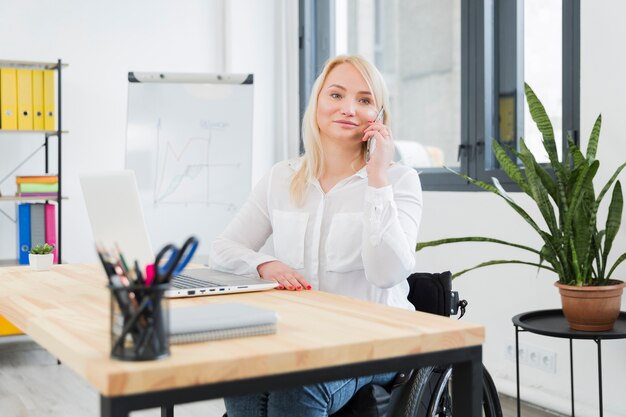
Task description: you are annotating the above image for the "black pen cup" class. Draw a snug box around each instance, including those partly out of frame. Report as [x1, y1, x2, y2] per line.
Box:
[109, 283, 170, 361]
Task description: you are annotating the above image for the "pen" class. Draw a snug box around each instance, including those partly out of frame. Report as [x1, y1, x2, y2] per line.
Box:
[96, 244, 117, 284]
[145, 263, 156, 287]
[115, 243, 129, 274]
[134, 260, 144, 285]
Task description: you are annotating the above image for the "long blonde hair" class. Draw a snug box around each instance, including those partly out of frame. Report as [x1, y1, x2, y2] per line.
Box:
[289, 54, 390, 205]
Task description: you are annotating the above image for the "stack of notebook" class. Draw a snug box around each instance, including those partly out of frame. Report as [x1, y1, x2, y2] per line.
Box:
[16, 175, 58, 198]
[168, 303, 278, 344]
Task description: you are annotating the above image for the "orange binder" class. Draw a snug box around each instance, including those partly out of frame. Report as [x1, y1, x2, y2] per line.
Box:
[32, 70, 45, 130]
[0, 68, 18, 130]
[0, 315, 21, 336]
[16, 69, 33, 130]
[43, 69, 55, 131]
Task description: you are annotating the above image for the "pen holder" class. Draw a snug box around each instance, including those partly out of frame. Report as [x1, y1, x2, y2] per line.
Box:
[109, 283, 170, 361]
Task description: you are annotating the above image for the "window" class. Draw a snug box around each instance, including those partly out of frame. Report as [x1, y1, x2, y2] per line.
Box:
[523, 0, 563, 162]
[299, 0, 580, 191]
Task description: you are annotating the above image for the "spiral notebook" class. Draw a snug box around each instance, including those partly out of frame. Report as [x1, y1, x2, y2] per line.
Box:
[168, 303, 278, 344]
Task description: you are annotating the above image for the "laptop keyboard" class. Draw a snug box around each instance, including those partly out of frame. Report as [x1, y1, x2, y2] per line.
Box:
[171, 275, 221, 289]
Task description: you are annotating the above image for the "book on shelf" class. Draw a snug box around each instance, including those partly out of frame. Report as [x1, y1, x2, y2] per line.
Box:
[30, 204, 45, 248]
[17, 204, 30, 264]
[0, 68, 55, 131]
[168, 303, 278, 344]
[18, 183, 58, 193]
[44, 203, 57, 263]
[15, 175, 58, 184]
[16, 192, 58, 198]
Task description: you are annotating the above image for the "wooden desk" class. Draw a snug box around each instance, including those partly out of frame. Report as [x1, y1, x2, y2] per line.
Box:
[0, 264, 485, 416]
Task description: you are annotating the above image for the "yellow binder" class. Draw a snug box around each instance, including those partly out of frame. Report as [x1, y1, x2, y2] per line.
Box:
[43, 69, 55, 131]
[32, 70, 44, 130]
[17, 69, 33, 130]
[0, 315, 21, 336]
[0, 68, 18, 130]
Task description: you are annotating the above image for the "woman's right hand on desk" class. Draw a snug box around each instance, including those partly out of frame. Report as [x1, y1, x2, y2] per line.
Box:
[257, 261, 311, 291]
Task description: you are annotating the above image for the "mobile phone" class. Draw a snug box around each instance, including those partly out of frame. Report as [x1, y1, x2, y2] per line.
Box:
[365, 107, 384, 163]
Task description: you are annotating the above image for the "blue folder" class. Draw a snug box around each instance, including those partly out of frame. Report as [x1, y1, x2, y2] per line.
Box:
[17, 203, 31, 264]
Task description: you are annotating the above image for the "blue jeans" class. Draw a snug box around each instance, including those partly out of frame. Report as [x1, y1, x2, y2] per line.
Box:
[224, 372, 397, 417]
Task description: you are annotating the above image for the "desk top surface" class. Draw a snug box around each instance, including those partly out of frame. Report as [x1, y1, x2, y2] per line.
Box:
[0, 264, 484, 396]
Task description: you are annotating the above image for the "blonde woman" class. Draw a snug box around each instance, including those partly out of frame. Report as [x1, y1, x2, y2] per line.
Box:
[210, 54, 422, 417]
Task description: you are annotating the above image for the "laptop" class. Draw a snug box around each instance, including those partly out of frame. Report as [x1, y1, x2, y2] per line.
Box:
[79, 170, 278, 298]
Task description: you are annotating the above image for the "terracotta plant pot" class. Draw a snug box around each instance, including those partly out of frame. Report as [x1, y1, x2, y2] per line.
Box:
[555, 280, 626, 331]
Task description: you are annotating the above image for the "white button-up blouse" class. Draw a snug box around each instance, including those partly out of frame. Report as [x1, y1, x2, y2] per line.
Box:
[209, 159, 423, 310]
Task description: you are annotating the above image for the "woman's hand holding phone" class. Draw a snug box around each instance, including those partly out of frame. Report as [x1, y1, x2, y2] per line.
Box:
[363, 108, 394, 187]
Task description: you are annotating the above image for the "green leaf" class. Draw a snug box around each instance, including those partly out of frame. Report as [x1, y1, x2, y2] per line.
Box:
[566, 136, 587, 179]
[455, 170, 565, 278]
[452, 260, 557, 280]
[525, 83, 567, 189]
[538, 243, 561, 276]
[563, 160, 599, 241]
[573, 203, 594, 280]
[534, 161, 558, 205]
[602, 181, 623, 278]
[607, 252, 626, 279]
[30, 243, 55, 255]
[586, 114, 602, 161]
[416, 236, 541, 254]
[596, 162, 626, 208]
[493, 141, 531, 195]
[569, 237, 582, 285]
[567, 162, 625, 280]
[518, 140, 559, 237]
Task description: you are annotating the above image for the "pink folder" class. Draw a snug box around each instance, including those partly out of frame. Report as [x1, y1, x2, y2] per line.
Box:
[44, 203, 57, 263]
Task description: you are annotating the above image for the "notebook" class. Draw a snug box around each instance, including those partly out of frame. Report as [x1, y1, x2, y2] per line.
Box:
[168, 303, 278, 344]
[79, 170, 278, 298]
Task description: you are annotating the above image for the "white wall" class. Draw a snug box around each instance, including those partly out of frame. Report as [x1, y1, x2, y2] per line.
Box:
[0, 0, 225, 262]
[225, 0, 300, 181]
[416, 2, 626, 416]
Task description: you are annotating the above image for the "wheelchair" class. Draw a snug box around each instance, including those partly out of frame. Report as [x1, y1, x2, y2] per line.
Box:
[330, 271, 502, 417]
[224, 272, 502, 417]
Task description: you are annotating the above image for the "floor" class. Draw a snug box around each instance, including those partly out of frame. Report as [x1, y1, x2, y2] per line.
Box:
[0, 335, 563, 417]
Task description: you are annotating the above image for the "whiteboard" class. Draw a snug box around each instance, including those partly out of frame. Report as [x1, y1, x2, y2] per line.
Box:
[124, 73, 253, 258]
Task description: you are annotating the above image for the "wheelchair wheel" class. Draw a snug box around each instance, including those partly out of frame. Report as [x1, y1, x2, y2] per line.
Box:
[480, 366, 502, 417]
[411, 364, 502, 417]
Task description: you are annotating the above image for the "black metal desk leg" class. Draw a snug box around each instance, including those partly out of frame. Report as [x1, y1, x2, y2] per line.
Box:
[162, 404, 174, 417]
[100, 396, 129, 417]
[452, 347, 482, 417]
[515, 325, 521, 417]
[596, 338, 603, 417]
[569, 338, 575, 417]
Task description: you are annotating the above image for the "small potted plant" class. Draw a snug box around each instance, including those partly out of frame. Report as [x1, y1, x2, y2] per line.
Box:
[29, 243, 55, 271]
[417, 83, 626, 331]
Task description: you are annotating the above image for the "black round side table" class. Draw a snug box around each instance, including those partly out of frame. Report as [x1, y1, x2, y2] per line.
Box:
[512, 309, 626, 417]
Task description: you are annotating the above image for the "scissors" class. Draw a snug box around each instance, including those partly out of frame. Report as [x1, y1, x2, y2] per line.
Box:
[154, 236, 199, 284]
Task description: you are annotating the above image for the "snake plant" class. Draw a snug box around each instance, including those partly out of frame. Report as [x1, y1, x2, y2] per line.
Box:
[417, 83, 626, 286]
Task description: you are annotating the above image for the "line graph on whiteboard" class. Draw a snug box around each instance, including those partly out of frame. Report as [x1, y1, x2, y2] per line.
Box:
[124, 80, 253, 252]
[153, 117, 239, 211]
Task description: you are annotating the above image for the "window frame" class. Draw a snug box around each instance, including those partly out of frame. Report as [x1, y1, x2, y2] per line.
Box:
[298, 0, 580, 191]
